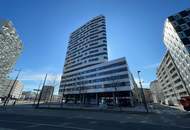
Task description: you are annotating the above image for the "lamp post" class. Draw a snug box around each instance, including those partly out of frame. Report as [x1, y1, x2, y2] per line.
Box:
[3, 69, 21, 108]
[137, 71, 149, 113]
[35, 74, 47, 108]
[33, 87, 41, 106]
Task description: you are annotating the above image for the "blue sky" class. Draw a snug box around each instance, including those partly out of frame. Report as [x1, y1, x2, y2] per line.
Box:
[0, 0, 189, 92]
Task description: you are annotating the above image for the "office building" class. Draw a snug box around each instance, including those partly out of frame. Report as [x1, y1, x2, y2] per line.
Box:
[156, 51, 188, 105]
[21, 91, 36, 100]
[0, 79, 23, 99]
[163, 9, 190, 94]
[41, 85, 54, 102]
[59, 16, 133, 105]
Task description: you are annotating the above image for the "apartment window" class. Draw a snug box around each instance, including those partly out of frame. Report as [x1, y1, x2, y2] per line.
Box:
[184, 29, 190, 37]
[102, 27, 106, 29]
[88, 58, 99, 62]
[89, 49, 99, 54]
[187, 22, 190, 27]
[179, 91, 187, 96]
[175, 26, 182, 32]
[181, 38, 190, 45]
[103, 40, 107, 43]
[181, 24, 188, 30]
[89, 42, 98, 46]
[179, 10, 188, 17]
[104, 56, 108, 59]
[174, 78, 181, 84]
[172, 73, 178, 79]
[184, 17, 190, 22]
[177, 19, 185, 25]
[168, 16, 175, 21]
[167, 63, 173, 69]
[90, 35, 98, 39]
[170, 68, 175, 74]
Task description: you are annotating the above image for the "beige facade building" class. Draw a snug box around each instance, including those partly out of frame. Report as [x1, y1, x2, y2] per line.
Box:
[163, 9, 190, 95]
[0, 79, 23, 99]
[157, 51, 188, 105]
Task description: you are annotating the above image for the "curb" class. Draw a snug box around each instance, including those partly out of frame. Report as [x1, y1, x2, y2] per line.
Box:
[37, 106, 155, 115]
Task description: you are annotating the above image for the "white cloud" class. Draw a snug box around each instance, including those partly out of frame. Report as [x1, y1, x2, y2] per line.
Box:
[143, 62, 160, 69]
[18, 70, 61, 82]
[134, 77, 150, 88]
[9, 68, 62, 92]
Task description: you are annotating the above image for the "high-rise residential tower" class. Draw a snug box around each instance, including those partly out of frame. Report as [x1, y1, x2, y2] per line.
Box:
[0, 19, 23, 98]
[163, 9, 190, 94]
[64, 15, 108, 74]
[0, 20, 22, 79]
[59, 16, 133, 106]
[156, 51, 187, 105]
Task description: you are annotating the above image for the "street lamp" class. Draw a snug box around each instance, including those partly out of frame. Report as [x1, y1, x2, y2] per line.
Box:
[137, 71, 149, 113]
[35, 74, 48, 108]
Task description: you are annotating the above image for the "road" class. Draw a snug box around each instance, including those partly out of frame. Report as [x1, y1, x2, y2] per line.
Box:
[0, 105, 189, 130]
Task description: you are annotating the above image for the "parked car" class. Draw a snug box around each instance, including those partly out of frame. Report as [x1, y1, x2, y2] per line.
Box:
[179, 96, 190, 111]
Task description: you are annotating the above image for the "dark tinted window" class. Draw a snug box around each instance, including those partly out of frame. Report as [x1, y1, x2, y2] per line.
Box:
[168, 16, 175, 21]
[187, 22, 190, 27]
[177, 19, 185, 25]
[179, 11, 188, 17]
[182, 38, 190, 45]
[184, 29, 190, 36]
[175, 26, 182, 32]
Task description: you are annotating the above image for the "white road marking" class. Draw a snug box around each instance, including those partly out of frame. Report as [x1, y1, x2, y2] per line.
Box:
[0, 120, 94, 130]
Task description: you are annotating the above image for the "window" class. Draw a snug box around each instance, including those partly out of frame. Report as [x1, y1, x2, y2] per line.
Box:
[182, 38, 190, 45]
[90, 35, 98, 39]
[179, 10, 188, 17]
[168, 16, 175, 21]
[187, 22, 190, 27]
[104, 56, 108, 59]
[172, 73, 178, 79]
[89, 58, 98, 62]
[177, 19, 185, 25]
[184, 29, 190, 37]
[174, 78, 181, 84]
[184, 17, 190, 22]
[89, 49, 99, 54]
[170, 68, 175, 74]
[181, 24, 188, 30]
[175, 26, 182, 32]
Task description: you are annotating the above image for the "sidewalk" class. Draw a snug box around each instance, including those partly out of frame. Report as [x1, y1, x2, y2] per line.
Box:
[38, 103, 150, 114]
[0, 104, 190, 129]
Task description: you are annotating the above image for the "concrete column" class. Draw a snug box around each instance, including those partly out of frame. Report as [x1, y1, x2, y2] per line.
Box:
[96, 93, 99, 105]
[83, 94, 85, 104]
[113, 92, 116, 105]
[74, 95, 77, 104]
[129, 91, 134, 107]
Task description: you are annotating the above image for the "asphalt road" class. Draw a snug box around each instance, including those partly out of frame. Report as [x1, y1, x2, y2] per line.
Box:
[0, 108, 189, 130]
